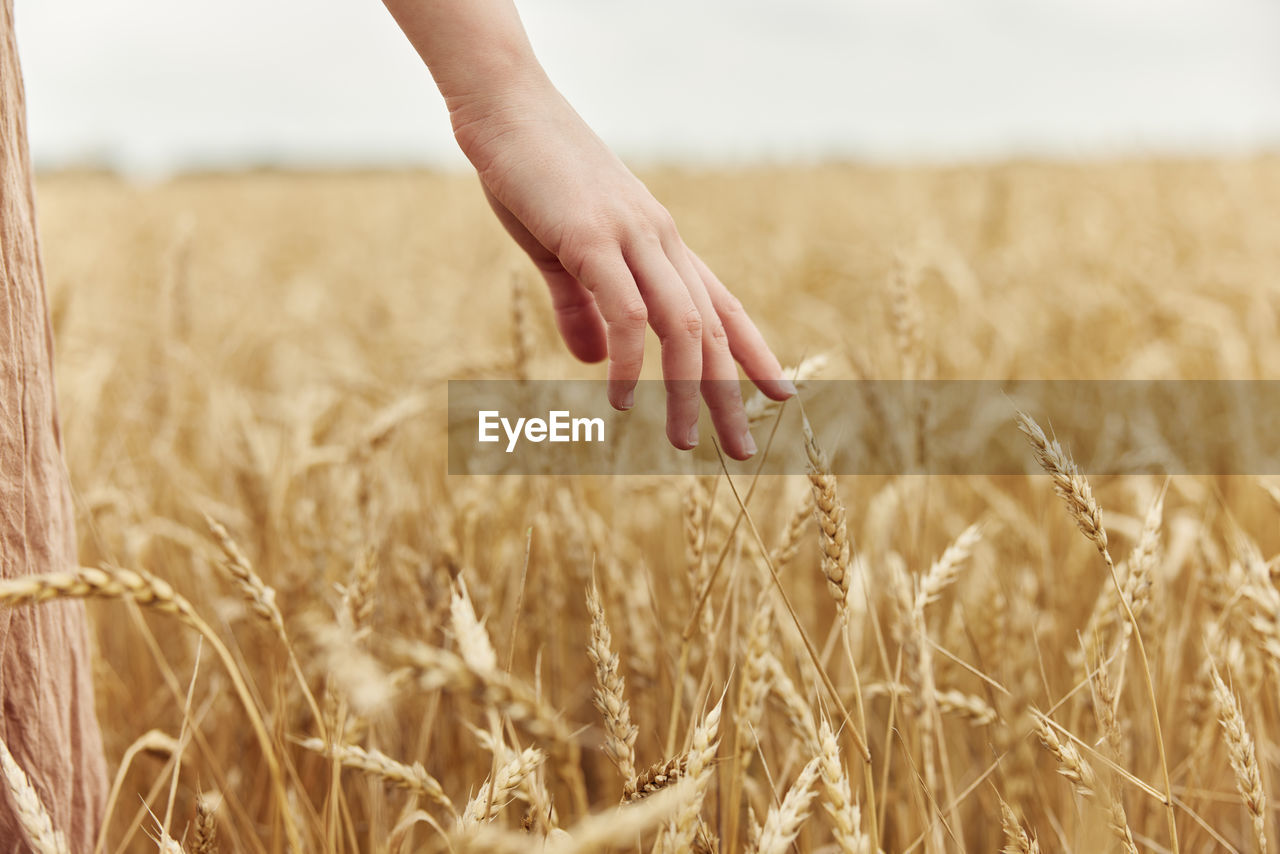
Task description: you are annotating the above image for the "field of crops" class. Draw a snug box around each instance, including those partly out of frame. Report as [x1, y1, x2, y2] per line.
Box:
[29, 157, 1280, 852]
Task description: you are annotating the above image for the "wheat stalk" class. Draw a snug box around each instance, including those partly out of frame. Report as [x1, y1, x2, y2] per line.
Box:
[205, 515, 327, 739]
[914, 523, 982, 615]
[450, 577, 498, 675]
[1018, 411, 1178, 854]
[0, 566, 300, 851]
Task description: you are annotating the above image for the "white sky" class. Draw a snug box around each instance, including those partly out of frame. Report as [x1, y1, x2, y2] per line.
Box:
[14, 0, 1280, 174]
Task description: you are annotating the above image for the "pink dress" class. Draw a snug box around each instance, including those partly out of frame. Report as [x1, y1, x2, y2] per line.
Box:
[1, 0, 108, 848]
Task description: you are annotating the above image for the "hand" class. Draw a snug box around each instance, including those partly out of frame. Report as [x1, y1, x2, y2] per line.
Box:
[452, 79, 795, 460]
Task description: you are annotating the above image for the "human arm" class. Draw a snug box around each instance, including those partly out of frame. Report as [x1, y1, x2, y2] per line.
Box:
[383, 0, 795, 458]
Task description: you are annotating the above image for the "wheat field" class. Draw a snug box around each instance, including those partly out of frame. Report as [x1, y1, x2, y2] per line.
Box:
[15, 157, 1280, 852]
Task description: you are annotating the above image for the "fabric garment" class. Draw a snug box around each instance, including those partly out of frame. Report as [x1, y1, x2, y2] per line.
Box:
[0, 1, 109, 850]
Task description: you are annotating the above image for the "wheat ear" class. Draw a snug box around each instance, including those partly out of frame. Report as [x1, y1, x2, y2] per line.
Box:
[586, 582, 638, 784]
[0, 734, 68, 854]
[1208, 659, 1267, 853]
[299, 737, 455, 814]
[667, 698, 723, 852]
[462, 746, 546, 826]
[205, 515, 327, 739]
[193, 793, 219, 854]
[753, 756, 821, 854]
[388, 639, 575, 743]
[802, 416, 852, 610]
[817, 717, 872, 854]
[1032, 713, 1137, 854]
[999, 799, 1040, 854]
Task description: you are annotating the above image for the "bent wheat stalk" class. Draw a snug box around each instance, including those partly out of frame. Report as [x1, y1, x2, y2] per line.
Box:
[0, 566, 302, 853]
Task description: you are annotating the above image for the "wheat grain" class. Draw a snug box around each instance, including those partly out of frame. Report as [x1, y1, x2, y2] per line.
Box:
[623, 755, 688, 804]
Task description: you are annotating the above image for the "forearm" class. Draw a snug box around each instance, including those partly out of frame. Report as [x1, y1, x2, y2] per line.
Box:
[382, 0, 553, 137]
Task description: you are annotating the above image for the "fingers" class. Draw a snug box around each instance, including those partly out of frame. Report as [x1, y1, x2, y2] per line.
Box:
[565, 225, 790, 459]
[688, 252, 796, 402]
[627, 247, 705, 451]
[577, 253, 648, 410]
[543, 270, 607, 363]
[657, 238, 756, 461]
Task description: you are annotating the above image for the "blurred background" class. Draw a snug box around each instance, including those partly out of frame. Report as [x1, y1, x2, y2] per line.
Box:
[16, 0, 1280, 174]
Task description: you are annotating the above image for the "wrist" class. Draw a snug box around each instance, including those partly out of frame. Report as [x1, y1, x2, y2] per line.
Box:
[447, 68, 560, 168]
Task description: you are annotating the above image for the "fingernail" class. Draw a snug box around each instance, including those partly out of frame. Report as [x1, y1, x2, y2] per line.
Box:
[621, 388, 635, 410]
[742, 429, 757, 457]
[687, 423, 699, 448]
[780, 378, 798, 397]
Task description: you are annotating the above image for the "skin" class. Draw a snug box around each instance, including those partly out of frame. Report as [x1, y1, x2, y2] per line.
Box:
[383, 0, 795, 459]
